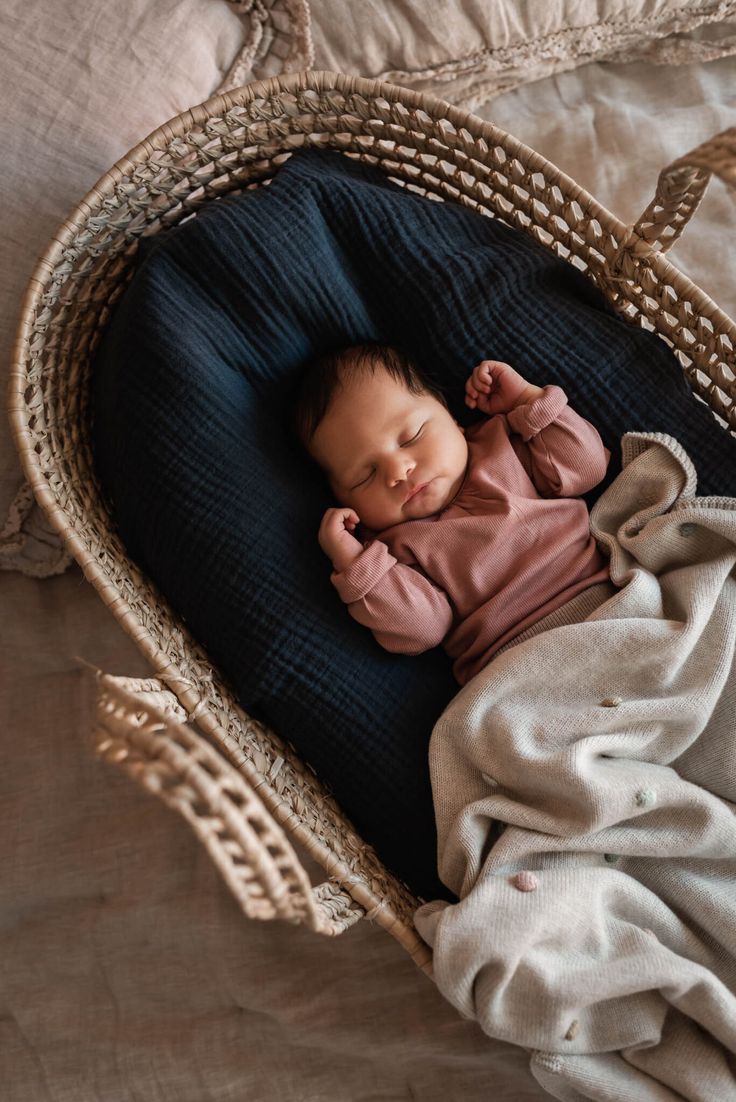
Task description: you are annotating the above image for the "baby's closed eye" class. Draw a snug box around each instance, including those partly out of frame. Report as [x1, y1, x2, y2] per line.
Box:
[352, 468, 375, 489]
[401, 425, 424, 446]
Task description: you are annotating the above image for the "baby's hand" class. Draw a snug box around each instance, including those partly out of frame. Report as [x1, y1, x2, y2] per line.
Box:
[465, 360, 544, 415]
[318, 507, 364, 573]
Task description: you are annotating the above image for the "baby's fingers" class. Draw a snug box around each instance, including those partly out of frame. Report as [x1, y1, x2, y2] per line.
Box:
[466, 373, 490, 409]
[322, 507, 360, 533]
[472, 364, 493, 390]
[319, 507, 339, 532]
[480, 361, 496, 380]
[465, 372, 489, 402]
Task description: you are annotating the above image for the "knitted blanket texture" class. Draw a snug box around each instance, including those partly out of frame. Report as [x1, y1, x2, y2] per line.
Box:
[414, 431, 736, 1101]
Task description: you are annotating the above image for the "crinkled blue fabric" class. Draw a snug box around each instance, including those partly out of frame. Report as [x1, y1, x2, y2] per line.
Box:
[91, 149, 736, 902]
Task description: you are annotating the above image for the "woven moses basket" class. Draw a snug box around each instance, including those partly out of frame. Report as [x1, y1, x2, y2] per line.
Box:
[9, 70, 736, 976]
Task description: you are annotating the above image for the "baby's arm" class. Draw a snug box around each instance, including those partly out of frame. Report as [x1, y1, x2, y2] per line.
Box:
[465, 360, 609, 497]
[318, 510, 453, 654]
[332, 541, 454, 655]
[507, 389, 610, 497]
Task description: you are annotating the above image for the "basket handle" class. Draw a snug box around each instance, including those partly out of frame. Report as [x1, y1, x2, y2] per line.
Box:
[630, 126, 736, 255]
[92, 672, 365, 936]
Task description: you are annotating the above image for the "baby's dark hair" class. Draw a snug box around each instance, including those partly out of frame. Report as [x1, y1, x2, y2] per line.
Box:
[292, 342, 446, 448]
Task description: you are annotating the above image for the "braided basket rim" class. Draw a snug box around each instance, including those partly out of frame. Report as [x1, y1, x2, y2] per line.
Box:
[7, 69, 736, 954]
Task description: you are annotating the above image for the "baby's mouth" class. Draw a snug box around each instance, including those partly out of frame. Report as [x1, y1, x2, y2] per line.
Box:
[404, 480, 432, 505]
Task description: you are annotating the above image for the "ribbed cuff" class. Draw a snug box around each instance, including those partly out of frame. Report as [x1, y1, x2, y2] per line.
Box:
[506, 385, 568, 441]
[331, 539, 397, 603]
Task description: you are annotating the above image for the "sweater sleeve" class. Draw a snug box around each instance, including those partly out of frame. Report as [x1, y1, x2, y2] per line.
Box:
[331, 539, 454, 655]
[506, 385, 610, 497]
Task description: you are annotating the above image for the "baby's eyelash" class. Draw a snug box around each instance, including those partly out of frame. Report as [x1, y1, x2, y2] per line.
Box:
[352, 468, 375, 489]
[401, 426, 424, 447]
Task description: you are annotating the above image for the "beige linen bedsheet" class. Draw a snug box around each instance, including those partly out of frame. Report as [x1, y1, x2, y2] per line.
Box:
[2, 4, 736, 1097]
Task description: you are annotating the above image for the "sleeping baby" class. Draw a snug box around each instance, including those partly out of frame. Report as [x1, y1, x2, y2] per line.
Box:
[293, 343, 613, 685]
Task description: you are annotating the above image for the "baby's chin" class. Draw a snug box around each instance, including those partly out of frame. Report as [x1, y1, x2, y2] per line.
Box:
[373, 493, 447, 529]
[361, 504, 432, 531]
[404, 500, 443, 521]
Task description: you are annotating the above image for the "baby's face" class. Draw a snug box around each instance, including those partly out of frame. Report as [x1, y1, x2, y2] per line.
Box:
[308, 367, 469, 531]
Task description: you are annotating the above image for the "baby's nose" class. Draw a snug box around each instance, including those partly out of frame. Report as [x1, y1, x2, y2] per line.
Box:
[388, 456, 415, 486]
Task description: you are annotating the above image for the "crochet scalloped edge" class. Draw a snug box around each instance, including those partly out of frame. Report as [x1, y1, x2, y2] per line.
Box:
[0, 480, 73, 578]
[457, 26, 736, 113]
[219, 0, 314, 92]
[375, 0, 736, 88]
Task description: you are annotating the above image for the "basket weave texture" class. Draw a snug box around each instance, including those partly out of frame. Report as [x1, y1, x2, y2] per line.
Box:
[8, 70, 736, 970]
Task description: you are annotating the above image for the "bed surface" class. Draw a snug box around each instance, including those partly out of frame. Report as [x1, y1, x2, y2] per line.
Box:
[2, 2, 735, 1097]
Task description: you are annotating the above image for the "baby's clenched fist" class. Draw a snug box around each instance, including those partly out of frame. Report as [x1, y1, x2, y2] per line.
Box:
[318, 507, 364, 573]
[465, 359, 544, 415]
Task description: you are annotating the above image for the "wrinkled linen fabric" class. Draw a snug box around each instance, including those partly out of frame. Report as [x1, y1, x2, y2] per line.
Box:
[414, 431, 736, 1101]
[480, 53, 736, 319]
[0, 0, 251, 523]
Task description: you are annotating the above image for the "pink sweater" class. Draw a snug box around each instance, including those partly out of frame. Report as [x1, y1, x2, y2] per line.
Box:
[331, 385, 611, 685]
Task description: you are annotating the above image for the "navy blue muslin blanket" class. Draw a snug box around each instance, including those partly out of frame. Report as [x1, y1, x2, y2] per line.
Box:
[91, 149, 736, 903]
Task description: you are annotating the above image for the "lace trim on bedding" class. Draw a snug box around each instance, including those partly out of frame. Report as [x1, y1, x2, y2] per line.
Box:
[377, 1, 736, 109]
[459, 30, 736, 112]
[220, 0, 314, 91]
[0, 481, 73, 578]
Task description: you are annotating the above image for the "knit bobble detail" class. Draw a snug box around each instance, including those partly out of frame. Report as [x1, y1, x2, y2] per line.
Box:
[512, 871, 539, 892]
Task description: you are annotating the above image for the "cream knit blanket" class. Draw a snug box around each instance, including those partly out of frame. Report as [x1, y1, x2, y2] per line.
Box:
[414, 431, 736, 1102]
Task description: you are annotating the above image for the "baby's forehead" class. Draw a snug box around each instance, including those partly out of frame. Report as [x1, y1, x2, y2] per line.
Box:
[343, 364, 427, 405]
[339, 372, 428, 425]
[315, 374, 428, 472]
